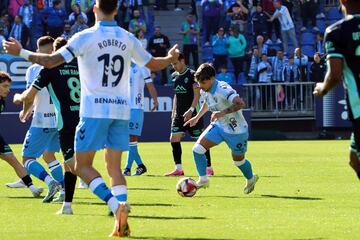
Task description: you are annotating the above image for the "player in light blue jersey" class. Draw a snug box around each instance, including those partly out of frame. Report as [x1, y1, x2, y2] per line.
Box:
[12, 36, 63, 203]
[184, 63, 259, 194]
[123, 63, 158, 176]
[3, 0, 179, 236]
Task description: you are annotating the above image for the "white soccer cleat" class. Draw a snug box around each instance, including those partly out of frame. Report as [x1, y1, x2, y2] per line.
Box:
[31, 186, 44, 198]
[196, 178, 209, 189]
[6, 179, 27, 188]
[52, 189, 65, 203]
[56, 205, 73, 215]
[78, 178, 88, 189]
[244, 174, 259, 194]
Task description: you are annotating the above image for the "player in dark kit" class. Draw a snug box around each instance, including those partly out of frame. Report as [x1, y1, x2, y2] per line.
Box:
[15, 37, 80, 215]
[164, 53, 213, 176]
[314, 0, 360, 180]
[0, 71, 43, 197]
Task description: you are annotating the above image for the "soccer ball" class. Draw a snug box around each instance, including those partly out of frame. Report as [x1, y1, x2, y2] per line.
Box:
[176, 177, 197, 197]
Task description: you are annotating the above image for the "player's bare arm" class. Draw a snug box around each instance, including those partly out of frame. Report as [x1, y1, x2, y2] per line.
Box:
[211, 96, 245, 122]
[172, 95, 177, 119]
[184, 102, 208, 127]
[3, 38, 65, 69]
[183, 84, 200, 122]
[313, 58, 343, 97]
[145, 82, 158, 112]
[146, 44, 180, 71]
[19, 87, 39, 122]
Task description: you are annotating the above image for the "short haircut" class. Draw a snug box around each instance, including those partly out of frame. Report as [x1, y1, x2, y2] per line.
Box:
[194, 63, 216, 82]
[98, 0, 118, 15]
[53, 37, 67, 51]
[53, 0, 61, 6]
[37, 36, 54, 47]
[0, 71, 12, 83]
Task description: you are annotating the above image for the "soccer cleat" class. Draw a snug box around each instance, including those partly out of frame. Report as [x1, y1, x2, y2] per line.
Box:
[5, 179, 26, 188]
[78, 178, 88, 189]
[196, 178, 209, 189]
[132, 165, 147, 176]
[123, 168, 131, 176]
[31, 186, 44, 198]
[56, 205, 73, 215]
[42, 180, 60, 203]
[110, 203, 131, 237]
[164, 169, 184, 176]
[206, 167, 214, 176]
[244, 174, 259, 194]
[52, 189, 65, 203]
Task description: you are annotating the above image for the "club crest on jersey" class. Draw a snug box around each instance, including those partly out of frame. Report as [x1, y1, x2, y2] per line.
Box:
[175, 85, 187, 94]
[184, 77, 189, 84]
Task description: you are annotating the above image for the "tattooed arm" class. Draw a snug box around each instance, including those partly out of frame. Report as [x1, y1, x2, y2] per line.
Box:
[211, 96, 246, 122]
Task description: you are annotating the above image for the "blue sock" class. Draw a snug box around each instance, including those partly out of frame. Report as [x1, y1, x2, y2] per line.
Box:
[24, 159, 50, 182]
[131, 142, 143, 166]
[89, 177, 113, 202]
[193, 151, 207, 176]
[125, 144, 135, 169]
[111, 185, 127, 202]
[235, 160, 254, 180]
[47, 160, 64, 188]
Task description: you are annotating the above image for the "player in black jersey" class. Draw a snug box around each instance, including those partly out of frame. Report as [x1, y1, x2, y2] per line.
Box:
[15, 37, 80, 214]
[314, 0, 360, 180]
[164, 53, 212, 176]
[0, 71, 43, 197]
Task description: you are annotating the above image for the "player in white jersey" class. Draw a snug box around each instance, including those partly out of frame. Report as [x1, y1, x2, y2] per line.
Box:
[3, 0, 179, 236]
[123, 63, 158, 176]
[12, 36, 63, 203]
[184, 63, 259, 194]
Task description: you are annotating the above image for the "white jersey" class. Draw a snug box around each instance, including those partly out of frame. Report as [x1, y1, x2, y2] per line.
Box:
[130, 64, 152, 110]
[58, 20, 152, 120]
[26, 64, 57, 128]
[201, 80, 248, 134]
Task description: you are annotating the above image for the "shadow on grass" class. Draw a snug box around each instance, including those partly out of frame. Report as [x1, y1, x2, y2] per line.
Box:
[131, 203, 178, 207]
[74, 201, 106, 206]
[196, 195, 242, 199]
[129, 215, 207, 220]
[128, 187, 166, 191]
[7, 196, 39, 199]
[292, 238, 326, 240]
[261, 194, 323, 201]
[131, 237, 235, 240]
[145, 174, 281, 179]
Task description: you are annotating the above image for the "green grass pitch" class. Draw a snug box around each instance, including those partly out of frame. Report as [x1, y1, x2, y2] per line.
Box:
[1, 141, 360, 240]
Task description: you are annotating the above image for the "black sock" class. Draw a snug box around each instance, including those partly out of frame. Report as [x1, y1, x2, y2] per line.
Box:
[64, 172, 77, 203]
[171, 142, 182, 165]
[205, 149, 211, 167]
[21, 175, 33, 187]
[357, 172, 360, 180]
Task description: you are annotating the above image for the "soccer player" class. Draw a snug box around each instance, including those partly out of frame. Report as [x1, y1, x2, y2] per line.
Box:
[123, 63, 158, 176]
[184, 63, 259, 193]
[0, 71, 43, 197]
[164, 53, 213, 176]
[13, 36, 63, 203]
[3, 0, 179, 236]
[313, 0, 360, 180]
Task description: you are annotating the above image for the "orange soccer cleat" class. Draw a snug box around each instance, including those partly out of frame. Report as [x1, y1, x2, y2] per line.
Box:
[109, 203, 131, 237]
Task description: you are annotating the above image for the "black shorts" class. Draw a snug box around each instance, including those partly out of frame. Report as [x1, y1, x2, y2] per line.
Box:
[0, 133, 12, 155]
[171, 115, 204, 138]
[59, 127, 75, 163]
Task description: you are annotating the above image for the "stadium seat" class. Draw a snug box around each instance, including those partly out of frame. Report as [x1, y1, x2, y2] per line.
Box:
[302, 45, 315, 58]
[327, 7, 343, 21]
[316, 19, 326, 33]
[201, 46, 213, 61]
[301, 32, 315, 46]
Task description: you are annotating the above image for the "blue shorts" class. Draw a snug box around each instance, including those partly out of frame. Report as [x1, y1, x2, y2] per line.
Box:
[22, 127, 60, 158]
[75, 117, 129, 152]
[129, 109, 144, 136]
[200, 123, 248, 156]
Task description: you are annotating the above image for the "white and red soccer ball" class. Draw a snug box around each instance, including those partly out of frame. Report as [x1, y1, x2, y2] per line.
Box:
[176, 177, 197, 197]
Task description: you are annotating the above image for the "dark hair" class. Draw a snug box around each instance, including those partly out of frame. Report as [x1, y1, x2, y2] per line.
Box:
[99, 0, 118, 15]
[53, 37, 67, 51]
[135, 29, 144, 38]
[15, 15, 23, 21]
[194, 63, 216, 82]
[53, 0, 61, 6]
[0, 71, 12, 83]
[37, 36, 54, 47]
[178, 53, 185, 61]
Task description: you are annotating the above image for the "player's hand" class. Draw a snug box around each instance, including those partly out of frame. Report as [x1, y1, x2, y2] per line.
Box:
[3, 37, 23, 56]
[19, 110, 31, 123]
[168, 44, 180, 63]
[13, 93, 23, 105]
[313, 82, 327, 97]
[184, 117, 198, 127]
[151, 100, 158, 112]
[183, 109, 193, 122]
[211, 111, 225, 122]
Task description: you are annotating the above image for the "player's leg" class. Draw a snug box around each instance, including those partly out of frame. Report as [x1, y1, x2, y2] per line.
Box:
[349, 131, 360, 180]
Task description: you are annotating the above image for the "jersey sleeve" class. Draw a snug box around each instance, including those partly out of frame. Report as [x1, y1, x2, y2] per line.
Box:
[218, 82, 239, 103]
[32, 68, 50, 91]
[130, 34, 152, 67]
[142, 67, 152, 84]
[57, 32, 85, 63]
[25, 67, 32, 89]
[324, 25, 344, 60]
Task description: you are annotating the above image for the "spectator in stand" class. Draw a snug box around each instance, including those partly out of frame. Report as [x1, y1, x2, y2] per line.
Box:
[255, 35, 268, 55]
[117, 0, 132, 30]
[282, 0, 293, 18]
[282, 55, 299, 82]
[180, 14, 200, 69]
[174, 0, 182, 11]
[270, 49, 287, 83]
[0, 27, 6, 53]
[261, 0, 281, 44]
[9, 15, 29, 48]
[269, 0, 298, 55]
[310, 52, 325, 83]
[216, 65, 235, 84]
[211, 27, 228, 72]
[68, 3, 88, 25]
[61, 21, 72, 40]
[0, 11, 11, 37]
[202, 0, 222, 46]
[314, 32, 325, 55]
[294, 48, 308, 81]
[70, 14, 88, 35]
[71, 0, 94, 26]
[8, 0, 23, 19]
[135, 28, 147, 49]
[154, 0, 169, 10]
[227, 0, 249, 33]
[257, 53, 272, 83]
[148, 25, 171, 85]
[252, 4, 268, 42]
[248, 47, 259, 82]
[42, 0, 66, 38]
[299, 0, 319, 32]
[227, 26, 247, 82]
[18, 0, 33, 29]
[129, 9, 146, 34]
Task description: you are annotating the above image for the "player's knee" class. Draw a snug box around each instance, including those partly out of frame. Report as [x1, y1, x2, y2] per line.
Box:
[192, 143, 207, 155]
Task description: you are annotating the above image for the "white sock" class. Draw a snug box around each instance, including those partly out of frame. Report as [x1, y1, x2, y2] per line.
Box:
[199, 176, 208, 182]
[29, 185, 37, 192]
[63, 202, 71, 208]
[176, 164, 182, 170]
[44, 175, 53, 186]
[108, 197, 120, 215]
